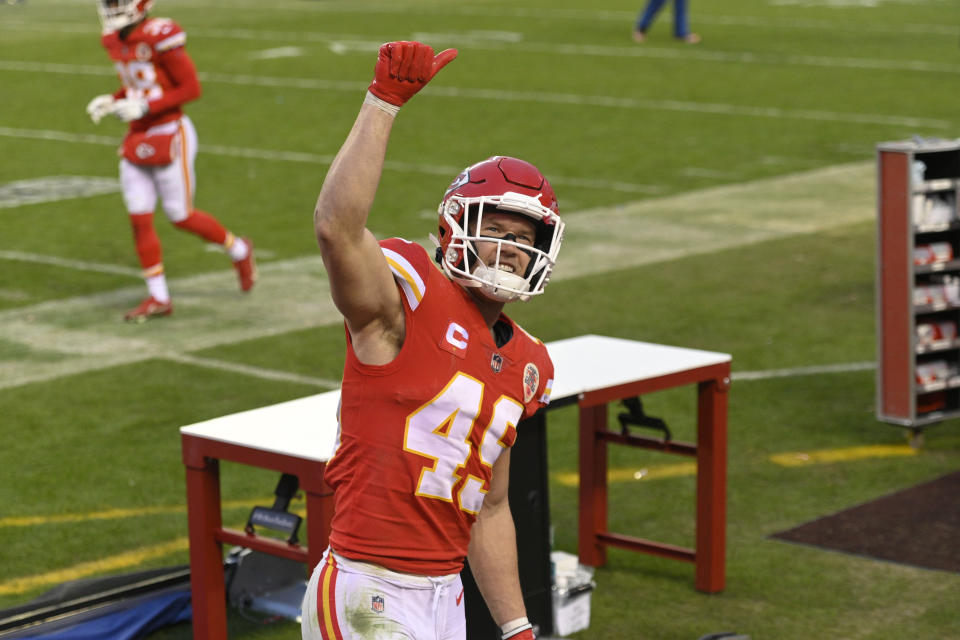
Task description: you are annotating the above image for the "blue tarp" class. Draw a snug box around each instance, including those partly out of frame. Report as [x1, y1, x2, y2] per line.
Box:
[20, 589, 191, 640]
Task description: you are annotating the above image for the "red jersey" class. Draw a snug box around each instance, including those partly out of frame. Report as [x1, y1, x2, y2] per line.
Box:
[324, 238, 555, 575]
[100, 18, 199, 133]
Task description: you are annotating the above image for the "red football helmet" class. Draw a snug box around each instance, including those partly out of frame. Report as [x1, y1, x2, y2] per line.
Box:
[433, 156, 564, 302]
[97, 0, 153, 33]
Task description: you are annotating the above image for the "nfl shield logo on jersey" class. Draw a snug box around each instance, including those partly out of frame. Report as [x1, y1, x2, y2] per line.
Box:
[371, 594, 385, 614]
[491, 353, 503, 373]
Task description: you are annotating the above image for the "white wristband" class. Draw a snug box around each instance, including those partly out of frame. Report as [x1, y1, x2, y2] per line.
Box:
[363, 90, 400, 118]
[501, 616, 532, 639]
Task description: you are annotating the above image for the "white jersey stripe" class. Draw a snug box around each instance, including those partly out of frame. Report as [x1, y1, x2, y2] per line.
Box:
[382, 247, 426, 311]
[540, 378, 554, 404]
[156, 32, 187, 52]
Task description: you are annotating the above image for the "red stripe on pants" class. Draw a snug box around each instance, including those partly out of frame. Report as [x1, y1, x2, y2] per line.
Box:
[317, 555, 344, 640]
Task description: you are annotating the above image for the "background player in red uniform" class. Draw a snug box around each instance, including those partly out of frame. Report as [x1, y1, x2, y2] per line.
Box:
[86, 0, 256, 322]
[300, 42, 564, 640]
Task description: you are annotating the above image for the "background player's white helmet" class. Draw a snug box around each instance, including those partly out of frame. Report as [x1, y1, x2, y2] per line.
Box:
[433, 156, 564, 303]
[97, 0, 153, 33]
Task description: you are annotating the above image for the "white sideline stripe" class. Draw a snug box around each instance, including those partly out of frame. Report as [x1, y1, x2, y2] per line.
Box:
[0, 127, 663, 195]
[164, 353, 339, 388]
[0, 60, 951, 130]
[0, 161, 879, 391]
[0, 250, 142, 278]
[733, 361, 876, 381]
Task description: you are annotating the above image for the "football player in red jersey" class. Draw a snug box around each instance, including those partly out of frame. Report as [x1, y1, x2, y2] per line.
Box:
[300, 41, 563, 640]
[86, 0, 256, 322]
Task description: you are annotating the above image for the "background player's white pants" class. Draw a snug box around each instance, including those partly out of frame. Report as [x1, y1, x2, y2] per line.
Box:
[119, 115, 198, 223]
[302, 549, 467, 640]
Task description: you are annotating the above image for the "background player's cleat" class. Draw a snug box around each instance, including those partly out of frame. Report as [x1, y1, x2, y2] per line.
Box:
[233, 237, 257, 292]
[124, 296, 173, 322]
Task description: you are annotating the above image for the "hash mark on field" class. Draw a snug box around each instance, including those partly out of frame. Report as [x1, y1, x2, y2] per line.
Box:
[0, 176, 120, 208]
[247, 46, 305, 60]
[0, 161, 877, 391]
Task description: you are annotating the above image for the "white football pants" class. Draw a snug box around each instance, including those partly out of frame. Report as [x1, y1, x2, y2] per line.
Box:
[119, 115, 197, 223]
[301, 549, 467, 640]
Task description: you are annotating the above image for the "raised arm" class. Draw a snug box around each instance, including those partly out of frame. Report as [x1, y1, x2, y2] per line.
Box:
[314, 42, 457, 365]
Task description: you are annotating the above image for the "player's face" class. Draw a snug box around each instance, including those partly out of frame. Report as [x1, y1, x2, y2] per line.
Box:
[472, 211, 536, 277]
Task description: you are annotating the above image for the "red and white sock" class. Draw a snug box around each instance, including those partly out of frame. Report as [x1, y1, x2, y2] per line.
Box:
[224, 233, 249, 262]
[130, 213, 170, 302]
[174, 210, 248, 261]
[145, 269, 170, 304]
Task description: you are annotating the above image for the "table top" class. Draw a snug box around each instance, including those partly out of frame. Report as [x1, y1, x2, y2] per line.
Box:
[180, 334, 730, 461]
[548, 334, 730, 400]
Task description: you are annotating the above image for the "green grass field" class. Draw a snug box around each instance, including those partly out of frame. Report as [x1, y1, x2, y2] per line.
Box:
[2, 0, 959, 638]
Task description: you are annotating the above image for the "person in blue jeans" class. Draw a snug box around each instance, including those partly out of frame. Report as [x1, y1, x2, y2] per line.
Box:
[633, 0, 701, 43]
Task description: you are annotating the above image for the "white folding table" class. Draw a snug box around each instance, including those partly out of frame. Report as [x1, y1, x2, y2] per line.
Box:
[180, 335, 731, 639]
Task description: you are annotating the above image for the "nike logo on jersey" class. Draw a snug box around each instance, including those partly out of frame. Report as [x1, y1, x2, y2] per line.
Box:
[456, 588, 464, 606]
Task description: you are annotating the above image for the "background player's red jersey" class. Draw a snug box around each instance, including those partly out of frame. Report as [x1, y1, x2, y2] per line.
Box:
[324, 238, 555, 575]
[101, 17, 198, 133]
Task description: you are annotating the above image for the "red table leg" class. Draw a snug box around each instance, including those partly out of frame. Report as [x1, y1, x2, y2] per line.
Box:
[302, 467, 333, 572]
[578, 403, 608, 567]
[695, 373, 729, 593]
[183, 445, 228, 640]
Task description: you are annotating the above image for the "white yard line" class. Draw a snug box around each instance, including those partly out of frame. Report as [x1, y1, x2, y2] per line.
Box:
[0, 59, 953, 129]
[20, 1, 956, 36]
[0, 250, 141, 278]
[733, 361, 876, 381]
[0, 126, 662, 195]
[4, 18, 957, 72]
[0, 161, 878, 391]
[165, 353, 340, 388]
